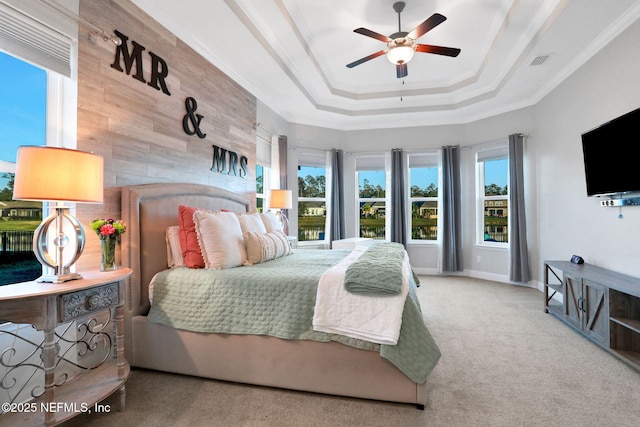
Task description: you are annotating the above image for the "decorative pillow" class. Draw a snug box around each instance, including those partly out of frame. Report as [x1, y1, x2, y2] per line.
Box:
[238, 212, 267, 234]
[244, 230, 291, 265]
[260, 211, 282, 233]
[165, 226, 184, 268]
[178, 205, 206, 268]
[194, 210, 246, 269]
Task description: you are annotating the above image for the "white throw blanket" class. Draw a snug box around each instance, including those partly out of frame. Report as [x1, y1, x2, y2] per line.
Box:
[312, 247, 409, 345]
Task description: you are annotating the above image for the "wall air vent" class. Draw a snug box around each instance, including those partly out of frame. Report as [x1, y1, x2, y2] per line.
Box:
[530, 55, 551, 66]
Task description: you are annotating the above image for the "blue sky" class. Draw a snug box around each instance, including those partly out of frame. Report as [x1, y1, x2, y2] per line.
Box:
[485, 158, 508, 187]
[0, 52, 47, 189]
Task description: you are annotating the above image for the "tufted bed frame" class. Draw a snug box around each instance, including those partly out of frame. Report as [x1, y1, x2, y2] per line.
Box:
[120, 182, 428, 408]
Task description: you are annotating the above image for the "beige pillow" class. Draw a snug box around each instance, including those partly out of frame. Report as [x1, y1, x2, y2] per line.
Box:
[194, 210, 246, 269]
[238, 212, 267, 234]
[165, 225, 184, 268]
[260, 211, 282, 233]
[244, 230, 291, 265]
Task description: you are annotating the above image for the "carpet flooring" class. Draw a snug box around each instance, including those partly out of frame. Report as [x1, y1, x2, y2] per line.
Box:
[62, 276, 640, 427]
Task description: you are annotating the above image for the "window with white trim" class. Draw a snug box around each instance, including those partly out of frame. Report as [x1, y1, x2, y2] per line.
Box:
[297, 149, 327, 242]
[256, 164, 267, 212]
[408, 152, 439, 242]
[0, 52, 47, 285]
[0, 1, 77, 286]
[255, 135, 271, 213]
[356, 154, 388, 240]
[477, 146, 509, 244]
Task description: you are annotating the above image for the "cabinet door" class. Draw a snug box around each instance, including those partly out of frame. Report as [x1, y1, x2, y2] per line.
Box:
[564, 274, 582, 329]
[582, 280, 608, 347]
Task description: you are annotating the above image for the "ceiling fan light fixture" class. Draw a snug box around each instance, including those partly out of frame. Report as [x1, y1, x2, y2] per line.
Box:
[387, 45, 415, 65]
[347, 6, 459, 78]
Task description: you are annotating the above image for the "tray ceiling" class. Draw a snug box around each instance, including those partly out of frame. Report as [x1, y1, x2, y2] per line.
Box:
[132, 0, 640, 130]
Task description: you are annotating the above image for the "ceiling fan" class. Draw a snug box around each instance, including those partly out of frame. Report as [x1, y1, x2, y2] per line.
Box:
[346, 1, 461, 78]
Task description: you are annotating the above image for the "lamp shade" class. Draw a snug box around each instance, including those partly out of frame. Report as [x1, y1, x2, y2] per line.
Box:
[13, 146, 104, 203]
[387, 45, 415, 65]
[269, 189, 292, 209]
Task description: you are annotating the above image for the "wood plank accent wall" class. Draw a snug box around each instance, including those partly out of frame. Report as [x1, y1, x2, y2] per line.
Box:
[75, 0, 257, 270]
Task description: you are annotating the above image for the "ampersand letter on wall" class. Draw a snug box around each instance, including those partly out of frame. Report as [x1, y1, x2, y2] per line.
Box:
[182, 97, 206, 138]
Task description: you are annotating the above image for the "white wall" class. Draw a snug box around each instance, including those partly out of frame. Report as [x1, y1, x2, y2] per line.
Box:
[276, 111, 533, 279]
[256, 18, 640, 283]
[534, 18, 640, 279]
[256, 100, 290, 138]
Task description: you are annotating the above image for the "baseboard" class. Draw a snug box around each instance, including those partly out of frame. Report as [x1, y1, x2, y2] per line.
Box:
[416, 268, 541, 291]
[412, 267, 439, 276]
[464, 269, 511, 284]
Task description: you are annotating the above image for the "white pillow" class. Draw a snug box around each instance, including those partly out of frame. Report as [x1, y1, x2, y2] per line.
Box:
[260, 211, 282, 233]
[194, 210, 246, 269]
[244, 230, 290, 265]
[165, 225, 184, 268]
[238, 212, 267, 234]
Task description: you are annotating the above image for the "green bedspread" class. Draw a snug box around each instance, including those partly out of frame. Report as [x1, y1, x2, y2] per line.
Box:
[344, 242, 405, 295]
[148, 249, 441, 383]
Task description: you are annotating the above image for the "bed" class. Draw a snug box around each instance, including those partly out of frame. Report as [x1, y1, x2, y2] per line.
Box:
[120, 182, 440, 408]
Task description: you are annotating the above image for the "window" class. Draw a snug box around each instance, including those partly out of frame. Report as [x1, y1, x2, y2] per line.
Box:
[255, 132, 272, 213]
[297, 150, 327, 242]
[256, 164, 266, 212]
[477, 147, 509, 244]
[356, 155, 387, 240]
[409, 153, 439, 241]
[0, 52, 47, 285]
[298, 165, 326, 241]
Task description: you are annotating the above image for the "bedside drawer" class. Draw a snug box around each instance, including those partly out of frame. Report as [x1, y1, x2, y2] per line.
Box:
[59, 282, 119, 322]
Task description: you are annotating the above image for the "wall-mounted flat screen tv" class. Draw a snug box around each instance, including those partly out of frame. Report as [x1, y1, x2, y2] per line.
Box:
[581, 107, 640, 196]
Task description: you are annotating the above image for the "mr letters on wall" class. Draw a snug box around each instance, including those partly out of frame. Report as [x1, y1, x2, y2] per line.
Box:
[110, 30, 171, 96]
[110, 30, 248, 179]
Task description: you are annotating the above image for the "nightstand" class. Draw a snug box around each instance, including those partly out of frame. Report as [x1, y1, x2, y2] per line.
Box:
[287, 236, 298, 251]
[0, 268, 132, 426]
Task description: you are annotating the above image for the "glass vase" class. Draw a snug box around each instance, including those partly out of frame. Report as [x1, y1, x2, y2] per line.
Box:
[100, 236, 117, 271]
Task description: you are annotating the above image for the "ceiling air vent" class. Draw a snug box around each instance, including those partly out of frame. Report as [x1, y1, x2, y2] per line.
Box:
[530, 55, 551, 66]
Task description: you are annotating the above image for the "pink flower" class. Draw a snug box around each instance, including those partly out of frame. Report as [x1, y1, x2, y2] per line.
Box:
[100, 224, 116, 236]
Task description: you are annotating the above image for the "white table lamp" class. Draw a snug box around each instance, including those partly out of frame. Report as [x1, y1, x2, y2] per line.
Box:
[269, 189, 292, 235]
[13, 146, 104, 283]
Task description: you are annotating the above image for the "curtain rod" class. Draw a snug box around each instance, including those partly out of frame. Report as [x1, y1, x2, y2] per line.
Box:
[40, 0, 121, 45]
[254, 122, 278, 137]
[462, 133, 529, 150]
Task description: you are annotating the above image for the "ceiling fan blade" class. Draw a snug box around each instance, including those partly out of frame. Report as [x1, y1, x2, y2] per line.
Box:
[354, 27, 390, 43]
[407, 13, 446, 40]
[346, 50, 386, 68]
[416, 44, 461, 57]
[396, 63, 408, 78]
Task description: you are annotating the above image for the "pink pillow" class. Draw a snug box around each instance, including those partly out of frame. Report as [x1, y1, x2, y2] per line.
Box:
[178, 205, 205, 268]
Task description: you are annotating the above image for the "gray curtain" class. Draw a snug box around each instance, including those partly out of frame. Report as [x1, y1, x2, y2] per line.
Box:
[278, 135, 288, 189]
[329, 149, 345, 243]
[508, 134, 531, 283]
[278, 135, 289, 221]
[391, 148, 407, 247]
[441, 145, 463, 272]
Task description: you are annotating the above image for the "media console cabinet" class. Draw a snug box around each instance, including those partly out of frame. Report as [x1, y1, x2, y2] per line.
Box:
[544, 261, 640, 371]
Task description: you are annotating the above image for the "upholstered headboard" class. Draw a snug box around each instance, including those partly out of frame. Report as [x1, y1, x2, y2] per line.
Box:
[121, 183, 250, 316]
